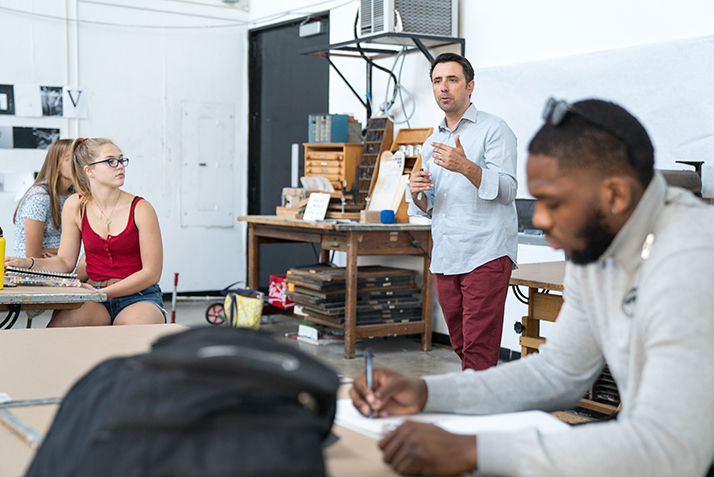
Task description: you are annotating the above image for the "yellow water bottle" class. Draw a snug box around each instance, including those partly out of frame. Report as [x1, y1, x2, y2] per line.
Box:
[0, 226, 5, 290]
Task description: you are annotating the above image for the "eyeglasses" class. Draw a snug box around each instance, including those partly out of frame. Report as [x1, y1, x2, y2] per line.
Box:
[541, 97, 637, 167]
[88, 157, 129, 168]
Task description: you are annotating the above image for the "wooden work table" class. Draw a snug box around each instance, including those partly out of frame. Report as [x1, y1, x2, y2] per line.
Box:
[238, 216, 433, 359]
[509, 261, 565, 357]
[0, 285, 106, 329]
[0, 325, 403, 476]
[509, 261, 619, 414]
[0, 324, 186, 476]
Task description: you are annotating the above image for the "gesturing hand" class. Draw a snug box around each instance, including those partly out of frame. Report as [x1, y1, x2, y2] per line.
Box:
[431, 135, 483, 187]
[380, 421, 478, 475]
[431, 135, 470, 173]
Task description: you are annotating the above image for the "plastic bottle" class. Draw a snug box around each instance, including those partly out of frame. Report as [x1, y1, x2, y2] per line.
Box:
[0, 227, 4, 290]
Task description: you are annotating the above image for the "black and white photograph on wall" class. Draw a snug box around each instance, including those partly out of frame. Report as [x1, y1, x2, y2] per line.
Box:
[12, 127, 60, 149]
[0, 84, 15, 115]
[40, 86, 63, 116]
[0, 126, 12, 148]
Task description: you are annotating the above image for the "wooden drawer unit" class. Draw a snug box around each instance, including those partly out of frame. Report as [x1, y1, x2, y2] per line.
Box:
[305, 159, 344, 177]
[305, 151, 345, 160]
[304, 143, 362, 191]
[306, 158, 342, 167]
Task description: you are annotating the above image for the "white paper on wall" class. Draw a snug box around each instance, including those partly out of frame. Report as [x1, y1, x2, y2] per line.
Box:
[472, 35, 714, 198]
[0, 126, 12, 148]
[63, 88, 88, 119]
[14, 84, 42, 117]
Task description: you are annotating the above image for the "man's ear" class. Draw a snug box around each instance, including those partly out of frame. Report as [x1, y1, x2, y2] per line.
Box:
[601, 176, 640, 216]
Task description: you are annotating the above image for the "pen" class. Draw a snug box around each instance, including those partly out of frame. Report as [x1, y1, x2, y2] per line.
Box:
[416, 168, 424, 200]
[365, 348, 374, 418]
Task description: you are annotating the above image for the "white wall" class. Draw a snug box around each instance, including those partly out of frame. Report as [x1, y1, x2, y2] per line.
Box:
[0, 0, 249, 293]
[325, 1, 714, 196]
[316, 0, 714, 350]
[462, 1, 714, 69]
[3, 1, 713, 349]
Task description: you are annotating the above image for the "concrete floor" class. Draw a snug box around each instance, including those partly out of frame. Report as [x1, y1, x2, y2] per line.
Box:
[171, 300, 465, 380]
[15, 299, 464, 380]
[15, 300, 593, 423]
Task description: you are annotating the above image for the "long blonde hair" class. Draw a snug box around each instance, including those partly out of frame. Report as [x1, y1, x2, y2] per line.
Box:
[70, 137, 119, 213]
[13, 138, 74, 230]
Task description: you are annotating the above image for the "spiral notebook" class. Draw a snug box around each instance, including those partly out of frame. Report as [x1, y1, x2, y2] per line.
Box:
[4, 266, 81, 287]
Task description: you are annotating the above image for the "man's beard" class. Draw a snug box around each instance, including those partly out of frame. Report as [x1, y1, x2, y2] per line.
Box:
[568, 209, 617, 265]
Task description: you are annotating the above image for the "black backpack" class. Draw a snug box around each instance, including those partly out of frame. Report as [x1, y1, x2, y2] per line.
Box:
[26, 326, 340, 477]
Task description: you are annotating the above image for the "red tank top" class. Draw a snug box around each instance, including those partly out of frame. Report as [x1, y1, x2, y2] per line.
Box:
[83, 196, 143, 281]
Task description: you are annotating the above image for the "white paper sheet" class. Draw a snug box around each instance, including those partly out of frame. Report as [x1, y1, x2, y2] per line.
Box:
[390, 174, 409, 212]
[368, 151, 405, 212]
[335, 399, 570, 440]
[302, 192, 331, 221]
[300, 176, 335, 193]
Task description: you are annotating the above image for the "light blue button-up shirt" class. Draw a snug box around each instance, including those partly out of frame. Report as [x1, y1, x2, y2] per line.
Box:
[408, 104, 518, 274]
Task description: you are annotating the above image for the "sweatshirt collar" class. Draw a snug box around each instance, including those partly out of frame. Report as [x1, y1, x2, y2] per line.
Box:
[600, 171, 666, 275]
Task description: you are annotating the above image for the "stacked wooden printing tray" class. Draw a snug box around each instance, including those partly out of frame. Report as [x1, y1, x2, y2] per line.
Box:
[286, 265, 422, 326]
[586, 365, 621, 409]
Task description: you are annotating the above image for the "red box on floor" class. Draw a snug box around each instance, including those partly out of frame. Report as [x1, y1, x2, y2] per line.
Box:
[268, 274, 294, 309]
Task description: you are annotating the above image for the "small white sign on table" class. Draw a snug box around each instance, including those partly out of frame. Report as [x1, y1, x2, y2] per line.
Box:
[302, 192, 331, 221]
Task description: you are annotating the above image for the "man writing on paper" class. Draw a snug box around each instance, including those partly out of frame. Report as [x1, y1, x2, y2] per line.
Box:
[409, 53, 518, 371]
[353, 99, 714, 476]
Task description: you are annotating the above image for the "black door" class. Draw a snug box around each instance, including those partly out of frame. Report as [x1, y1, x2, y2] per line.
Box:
[248, 15, 330, 290]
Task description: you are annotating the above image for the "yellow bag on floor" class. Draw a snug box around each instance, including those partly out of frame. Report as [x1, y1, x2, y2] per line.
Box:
[223, 290, 264, 330]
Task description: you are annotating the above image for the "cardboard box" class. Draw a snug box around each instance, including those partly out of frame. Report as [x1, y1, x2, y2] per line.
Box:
[281, 187, 306, 208]
[360, 210, 382, 224]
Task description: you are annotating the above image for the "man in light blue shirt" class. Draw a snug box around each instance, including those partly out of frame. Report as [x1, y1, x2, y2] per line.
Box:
[409, 53, 518, 370]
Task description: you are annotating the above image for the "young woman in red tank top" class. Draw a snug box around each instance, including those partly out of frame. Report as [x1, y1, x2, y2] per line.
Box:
[5, 137, 165, 326]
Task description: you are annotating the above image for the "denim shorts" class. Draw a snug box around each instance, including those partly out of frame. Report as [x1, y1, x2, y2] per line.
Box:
[98, 283, 167, 323]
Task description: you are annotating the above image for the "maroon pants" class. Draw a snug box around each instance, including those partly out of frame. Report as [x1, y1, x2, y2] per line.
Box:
[434, 256, 513, 371]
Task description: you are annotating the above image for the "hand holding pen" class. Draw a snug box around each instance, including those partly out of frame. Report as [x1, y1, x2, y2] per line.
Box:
[365, 349, 374, 418]
[416, 168, 425, 200]
[349, 366, 429, 419]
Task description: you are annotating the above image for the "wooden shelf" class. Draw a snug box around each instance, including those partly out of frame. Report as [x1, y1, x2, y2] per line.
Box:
[391, 128, 433, 149]
[355, 117, 393, 204]
[388, 127, 433, 223]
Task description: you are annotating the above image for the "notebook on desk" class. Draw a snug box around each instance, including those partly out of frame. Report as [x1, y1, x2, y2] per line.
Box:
[4, 266, 81, 287]
[335, 399, 570, 440]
